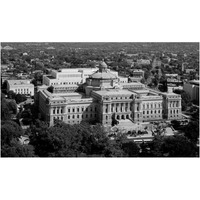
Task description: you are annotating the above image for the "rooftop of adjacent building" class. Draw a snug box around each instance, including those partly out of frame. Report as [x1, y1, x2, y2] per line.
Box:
[132, 69, 144, 72]
[6, 79, 33, 86]
[46, 75, 56, 79]
[56, 67, 98, 73]
[189, 79, 200, 86]
[93, 89, 134, 96]
[121, 82, 144, 86]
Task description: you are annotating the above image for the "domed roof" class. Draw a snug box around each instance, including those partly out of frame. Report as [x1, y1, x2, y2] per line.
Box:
[90, 71, 117, 79]
[90, 61, 117, 80]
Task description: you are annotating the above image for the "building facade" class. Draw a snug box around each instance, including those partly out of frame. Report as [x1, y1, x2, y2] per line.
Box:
[129, 69, 144, 82]
[42, 68, 98, 86]
[183, 80, 199, 102]
[37, 61, 182, 126]
[6, 79, 34, 96]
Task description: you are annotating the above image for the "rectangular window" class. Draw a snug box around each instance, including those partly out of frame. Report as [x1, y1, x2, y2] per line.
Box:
[68, 109, 70, 113]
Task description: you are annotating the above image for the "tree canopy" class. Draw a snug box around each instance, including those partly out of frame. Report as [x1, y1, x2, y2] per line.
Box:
[1, 120, 35, 157]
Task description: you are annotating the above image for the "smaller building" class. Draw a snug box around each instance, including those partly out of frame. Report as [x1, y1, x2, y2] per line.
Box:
[137, 59, 151, 65]
[129, 69, 144, 82]
[185, 68, 196, 74]
[6, 79, 34, 96]
[42, 68, 98, 86]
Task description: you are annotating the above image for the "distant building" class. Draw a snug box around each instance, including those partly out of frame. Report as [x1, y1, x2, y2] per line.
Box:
[167, 85, 183, 92]
[152, 58, 162, 68]
[185, 68, 196, 74]
[137, 59, 151, 65]
[183, 80, 199, 102]
[42, 68, 98, 86]
[37, 62, 182, 126]
[129, 69, 144, 82]
[6, 79, 34, 96]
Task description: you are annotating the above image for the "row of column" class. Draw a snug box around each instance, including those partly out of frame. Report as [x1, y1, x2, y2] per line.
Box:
[168, 100, 181, 108]
[134, 103, 141, 111]
[108, 103, 131, 113]
[51, 106, 65, 115]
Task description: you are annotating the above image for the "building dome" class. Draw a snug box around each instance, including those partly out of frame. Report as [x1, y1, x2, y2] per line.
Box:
[89, 61, 117, 80]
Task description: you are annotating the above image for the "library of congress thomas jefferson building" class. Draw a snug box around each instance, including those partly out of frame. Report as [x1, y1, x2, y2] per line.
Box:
[36, 61, 182, 126]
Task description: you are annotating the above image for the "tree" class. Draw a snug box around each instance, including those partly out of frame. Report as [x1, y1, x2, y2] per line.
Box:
[144, 70, 151, 80]
[183, 121, 199, 144]
[28, 120, 127, 157]
[140, 78, 146, 84]
[7, 90, 16, 99]
[1, 139, 35, 157]
[1, 99, 11, 120]
[15, 93, 27, 104]
[148, 135, 197, 157]
[1, 120, 23, 146]
[122, 142, 140, 157]
[160, 135, 196, 157]
[1, 120, 35, 157]
[7, 100, 17, 114]
[171, 120, 181, 129]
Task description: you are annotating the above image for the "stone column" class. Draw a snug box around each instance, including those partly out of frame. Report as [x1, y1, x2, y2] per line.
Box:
[134, 103, 137, 111]
[178, 100, 181, 108]
[139, 103, 142, 111]
[116, 103, 118, 112]
[121, 103, 123, 112]
[50, 107, 53, 115]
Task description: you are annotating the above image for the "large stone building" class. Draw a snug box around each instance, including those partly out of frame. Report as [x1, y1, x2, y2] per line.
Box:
[42, 68, 98, 86]
[6, 79, 34, 96]
[37, 61, 182, 126]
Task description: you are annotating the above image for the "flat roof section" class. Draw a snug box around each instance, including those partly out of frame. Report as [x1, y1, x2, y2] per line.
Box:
[93, 89, 134, 96]
[46, 75, 56, 79]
